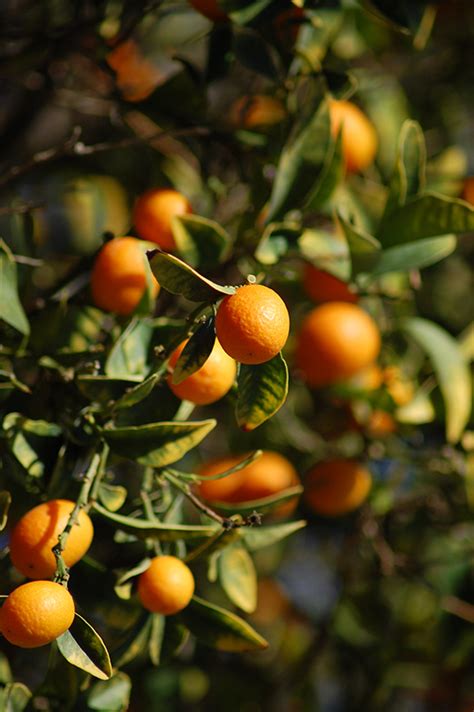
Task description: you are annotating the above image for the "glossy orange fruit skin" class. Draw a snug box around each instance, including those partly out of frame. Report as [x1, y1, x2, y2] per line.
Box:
[188, 0, 228, 22]
[304, 460, 372, 516]
[295, 302, 381, 387]
[133, 188, 192, 251]
[91, 236, 159, 315]
[198, 451, 299, 505]
[0, 581, 75, 648]
[10, 499, 94, 580]
[137, 556, 195, 615]
[329, 99, 378, 173]
[215, 284, 290, 365]
[303, 264, 358, 304]
[168, 338, 236, 405]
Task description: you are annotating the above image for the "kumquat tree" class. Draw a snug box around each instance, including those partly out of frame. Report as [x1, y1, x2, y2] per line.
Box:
[1, 0, 474, 710]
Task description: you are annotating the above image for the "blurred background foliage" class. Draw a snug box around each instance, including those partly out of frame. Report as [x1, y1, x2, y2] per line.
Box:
[0, 0, 473, 711]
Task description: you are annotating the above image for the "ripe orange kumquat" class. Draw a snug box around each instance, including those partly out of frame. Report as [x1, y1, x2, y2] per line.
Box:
[295, 302, 381, 387]
[168, 338, 236, 405]
[9, 499, 94, 580]
[329, 99, 378, 173]
[215, 284, 290, 365]
[91, 236, 159, 315]
[133, 188, 192, 251]
[304, 460, 372, 516]
[0, 581, 75, 648]
[137, 556, 195, 615]
[303, 264, 358, 304]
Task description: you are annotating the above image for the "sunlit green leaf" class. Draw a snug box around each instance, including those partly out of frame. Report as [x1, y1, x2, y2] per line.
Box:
[367, 235, 457, 279]
[0, 491, 11, 531]
[56, 613, 112, 680]
[236, 353, 289, 431]
[87, 672, 132, 712]
[0, 683, 32, 712]
[148, 251, 235, 302]
[172, 215, 232, 269]
[172, 317, 216, 385]
[149, 614, 165, 666]
[243, 519, 306, 551]
[98, 482, 128, 513]
[219, 543, 257, 613]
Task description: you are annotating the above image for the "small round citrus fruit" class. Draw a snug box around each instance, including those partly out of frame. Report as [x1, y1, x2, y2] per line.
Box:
[137, 556, 195, 615]
[91, 236, 159, 315]
[0, 581, 75, 648]
[10, 499, 94, 580]
[329, 99, 378, 173]
[198, 451, 299, 505]
[367, 409, 397, 438]
[303, 264, 358, 304]
[215, 284, 290, 365]
[295, 302, 381, 387]
[229, 95, 286, 131]
[106, 39, 162, 102]
[304, 460, 372, 516]
[168, 338, 236, 405]
[188, 0, 228, 22]
[133, 188, 192, 251]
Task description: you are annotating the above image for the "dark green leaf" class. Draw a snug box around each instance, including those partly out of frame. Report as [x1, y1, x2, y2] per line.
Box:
[336, 214, 381, 276]
[0, 240, 29, 335]
[76, 375, 142, 404]
[160, 620, 190, 662]
[367, 235, 457, 280]
[93, 501, 217, 540]
[377, 193, 474, 248]
[305, 130, 344, 210]
[401, 317, 471, 442]
[56, 613, 112, 680]
[236, 353, 289, 431]
[112, 614, 152, 669]
[222, 0, 274, 24]
[232, 28, 281, 81]
[149, 614, 165, 666]
[255, 222, 300, 265]
[105, 319, 153, 379]
[0, 491, 11, 531]
[219, 543, 257, 613]
[207, 485, 303, 515]
[366, 0, 431, 32]
[243, 519, 307, 551]
[172, 318, 216, 385]
[172, 215, 232, 269]
[113, 372, 162, 411]
[0, 683, 32, 712]
[101, 419, 216, 466]
[178, 596, 268, 652]
[87, 672, 132, 712]
[148, 251, 235, 302]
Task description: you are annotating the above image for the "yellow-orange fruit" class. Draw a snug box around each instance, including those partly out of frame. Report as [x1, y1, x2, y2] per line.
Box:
[295, 302, 381, 387]
[133, 188, 192, 251]
[329, 99, 378, 173]
[367, 410, 397, 438]
[106, 40, 163, 102]
[0, 581, 75, 648]
[303, 264, 358, 304]
[345, 363, 384, 391]
[9, 499, 94, 580]
[137, 556, 195, 615]
[91, 236, 159, 315]
[304, 460, 372, 516]
[229, 95, 286, 130]
[168, 339, 236, 405]
[188, 0, 228, 22]
[216, 284, 290, 365]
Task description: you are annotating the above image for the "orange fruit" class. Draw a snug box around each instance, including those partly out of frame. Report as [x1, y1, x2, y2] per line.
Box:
[188, 0, 228, 22]
[137, 556, 195, 615]
[345, 363, 384, 391]
[295, 302, 381, 387]
[0, 581, 75, 648]
[10, 499, 94, 580]
[366, 410, 397, 437]
[228, 95, 286, 131]
[198, 451, 299, 505]
[383, 365, 414, 406]
[91, 236, 159, 315]
[304, 460, 372, 516]
[106, 40, 162, 102]
[303, 264, 358, 304]
[168, 338, 236, 405]
[133, 188, 192, 251]
[252, 577, 290, 625]
[462, 177, 474, 204]
[215, 284, 290, 365]
[329, 99, 378, 173]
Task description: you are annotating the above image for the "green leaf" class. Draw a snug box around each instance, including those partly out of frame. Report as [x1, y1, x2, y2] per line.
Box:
[0, 491, 11, 531]
[401, 317, 471, 442]
[0, 683, 32, 712]
[206, 485, 303, 515]
[243, 519, 307, 551]
[2, 413, 62, 478]
[266, 94, 330, 222]
[105, 319, 153, 379]
[172, 318, 216, 385]
[298, 228, 351, 281]
[172, 215, 232, 269]
[305, 130, 344, 210]
[378, 193, 474, 248]
[56, 613, 112, 681]
[218, 543, 257, 613]
[93, 501, 216, 540]
[76, 375, 142, 404]
[336, 214, 381, 277]
[114, 558, 151, 600]
[87, 672, 132, 712]
[113, 372, 162, 411]
[0, 240, 29, 335]
[0, 652, 12, 684]
[160, 620, 190, 662]
[381, 120, 426, 223]
[236, 353, 289, 431]
[232, 28, 281, 81]
[112, 614, 152, 669]
[98, 482, 128, 512]
[148, 251, 235, 302]
[178, 596, 268, 652]
[223, 0, 274, 24]
[101, 419, 216, 466]
[367, 235, 457, 280]
[255, 222, 300, 265]
[149, 614, 165, 666]
[367, 0, 431, 32]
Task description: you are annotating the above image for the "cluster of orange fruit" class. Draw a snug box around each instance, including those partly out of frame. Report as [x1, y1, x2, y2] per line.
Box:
[1, 500, 195, 649]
